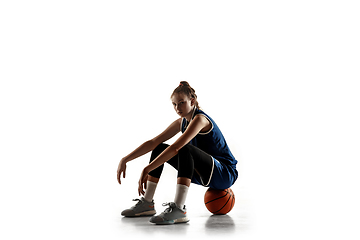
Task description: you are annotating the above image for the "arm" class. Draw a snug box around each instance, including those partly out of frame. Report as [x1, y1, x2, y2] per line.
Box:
[117, 118, 181, 184]
[138, 115, 210, 194]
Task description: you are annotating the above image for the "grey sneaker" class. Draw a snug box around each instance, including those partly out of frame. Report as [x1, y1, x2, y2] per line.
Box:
[121, 197, 156, 217]
[149, 202, 189, 225]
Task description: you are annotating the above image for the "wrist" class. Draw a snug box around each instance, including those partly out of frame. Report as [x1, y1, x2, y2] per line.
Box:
[144, 165, 152, 174]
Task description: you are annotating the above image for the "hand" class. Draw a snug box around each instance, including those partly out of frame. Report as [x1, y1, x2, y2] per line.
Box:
[117, 159, 127, 184]
[138, 167, 149, 196]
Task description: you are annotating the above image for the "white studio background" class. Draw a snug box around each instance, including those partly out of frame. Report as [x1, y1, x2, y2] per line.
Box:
[1, 1, 359, 239]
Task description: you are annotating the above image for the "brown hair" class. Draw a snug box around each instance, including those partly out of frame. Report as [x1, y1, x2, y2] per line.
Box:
[171, 81, 200, 109]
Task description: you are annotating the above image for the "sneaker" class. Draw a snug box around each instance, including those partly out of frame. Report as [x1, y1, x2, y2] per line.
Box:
[121, 197, 156, 217]
[149, 202, 189, 225]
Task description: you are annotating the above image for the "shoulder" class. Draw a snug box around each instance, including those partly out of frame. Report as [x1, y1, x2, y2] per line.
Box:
[194, 109, 212, 124]
[175, 117, 182, 124]
[193, 114, 208, 123]
[193, 114, 212, 133]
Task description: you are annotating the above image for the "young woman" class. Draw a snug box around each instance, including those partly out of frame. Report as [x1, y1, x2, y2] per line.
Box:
[117, 81, 238, 225]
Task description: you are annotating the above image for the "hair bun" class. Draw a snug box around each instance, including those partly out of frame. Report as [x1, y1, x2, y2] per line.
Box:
[179, 81, 190, 87]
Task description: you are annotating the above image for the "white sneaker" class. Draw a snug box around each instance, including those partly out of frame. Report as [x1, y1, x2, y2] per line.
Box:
[149, 202, 189, 224]
[121, 197, 156, 217]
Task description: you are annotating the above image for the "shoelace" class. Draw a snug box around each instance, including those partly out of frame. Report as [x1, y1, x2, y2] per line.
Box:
[132, 198, 143, 207]
[162, 202, 176, 213]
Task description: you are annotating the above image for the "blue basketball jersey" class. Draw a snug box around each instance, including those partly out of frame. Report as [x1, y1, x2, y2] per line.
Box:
[181, 108, 238, 167]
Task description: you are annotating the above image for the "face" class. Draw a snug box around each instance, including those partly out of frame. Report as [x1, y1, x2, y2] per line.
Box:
[171, 93, 194, 118]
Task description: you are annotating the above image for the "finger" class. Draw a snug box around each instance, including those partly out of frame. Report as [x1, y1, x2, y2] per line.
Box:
[117, 170, 122, 184]
[123, 167, 126, 179]
[142, 178, 146, 194]
[138, 180, 142, 196]
[140, 183, 145, 195]
[138, 179, 145, 196]
[138, 184, 142, 196]
[117, 163, 122, 184]
[141, 186, 144, 195]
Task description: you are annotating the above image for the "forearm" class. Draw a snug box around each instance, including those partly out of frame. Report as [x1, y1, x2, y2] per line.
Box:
[123, 140, 156, 163]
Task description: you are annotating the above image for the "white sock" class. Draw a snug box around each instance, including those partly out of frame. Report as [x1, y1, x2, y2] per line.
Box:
[143, 181, 157, 202]
[174, 184, 189, 209]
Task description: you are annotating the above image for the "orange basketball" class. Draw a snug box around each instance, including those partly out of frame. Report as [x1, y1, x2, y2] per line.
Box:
[204, 188, 235, 215]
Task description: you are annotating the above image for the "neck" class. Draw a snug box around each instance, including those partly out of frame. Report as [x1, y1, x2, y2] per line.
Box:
[185, 107, 196, 122]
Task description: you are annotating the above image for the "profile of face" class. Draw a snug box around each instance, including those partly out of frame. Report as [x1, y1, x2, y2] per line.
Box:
[171, 93, 195, 118]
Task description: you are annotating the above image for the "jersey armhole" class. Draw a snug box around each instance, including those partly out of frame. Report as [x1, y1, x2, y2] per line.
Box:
[197, 114, 214, 135]
[180, 118, 184, 132]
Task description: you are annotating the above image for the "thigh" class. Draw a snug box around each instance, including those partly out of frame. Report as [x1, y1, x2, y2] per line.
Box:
[185, 144, 214, 185]
[152, 143, 179, 170]
[186, 144, 213, 168]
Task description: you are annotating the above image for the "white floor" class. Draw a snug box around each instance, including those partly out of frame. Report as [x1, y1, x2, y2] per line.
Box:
[3, 155, 360, 239]
[117, 208, 249, 238]
[1, 162, 253, 239]
[112, 181, 252, 239]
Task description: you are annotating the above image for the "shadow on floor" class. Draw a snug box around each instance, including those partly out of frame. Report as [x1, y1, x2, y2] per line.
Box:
[205, 215, 236, 234]
[120, 216, 189, 236]
[119, 213, 245, 236]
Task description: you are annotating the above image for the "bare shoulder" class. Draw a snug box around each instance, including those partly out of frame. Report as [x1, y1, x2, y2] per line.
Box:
[173, 117, 182, 128]
[193, 114, 212, 133]
[169, 117, 183, 131]
[193, 114, 209, 123]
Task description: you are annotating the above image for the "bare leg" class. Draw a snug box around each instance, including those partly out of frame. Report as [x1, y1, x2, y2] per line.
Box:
[148, 175, 160, 183]
[177, 177, 191, 187]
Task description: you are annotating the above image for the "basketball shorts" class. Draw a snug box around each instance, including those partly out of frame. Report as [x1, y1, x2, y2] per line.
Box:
[192, 157, 238, 190]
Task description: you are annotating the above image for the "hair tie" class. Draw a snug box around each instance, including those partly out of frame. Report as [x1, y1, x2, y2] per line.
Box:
[179, 83, 183, 86]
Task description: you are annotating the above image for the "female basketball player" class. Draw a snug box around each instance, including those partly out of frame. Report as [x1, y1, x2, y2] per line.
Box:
[117, 81, 238, 224]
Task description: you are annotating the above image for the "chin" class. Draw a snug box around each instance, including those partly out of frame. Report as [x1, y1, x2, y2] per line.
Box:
[177, 112, 186, 117]
[182, 111, 191, 118]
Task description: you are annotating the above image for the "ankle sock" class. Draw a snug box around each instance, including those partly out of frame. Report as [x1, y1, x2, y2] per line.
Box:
[143, 181, 157, 202]
[174, 184, 189, 209]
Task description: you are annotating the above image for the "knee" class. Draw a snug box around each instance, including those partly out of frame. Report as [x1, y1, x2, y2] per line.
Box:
[153, 143, 169, 154]
[177, 144, 192, 156]
[150, 143, 169, 162]
[177, 144, 192, 163]
[177, 144, 194, 178]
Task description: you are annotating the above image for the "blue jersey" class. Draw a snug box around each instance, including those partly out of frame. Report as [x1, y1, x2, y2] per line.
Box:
[181, 108, 238, 167]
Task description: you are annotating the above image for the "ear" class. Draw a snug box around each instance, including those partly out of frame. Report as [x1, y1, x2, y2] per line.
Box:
[190, 98, 195, 106]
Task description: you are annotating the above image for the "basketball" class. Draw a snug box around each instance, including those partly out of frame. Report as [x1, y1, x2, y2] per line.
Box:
[204, 188, 235, 215]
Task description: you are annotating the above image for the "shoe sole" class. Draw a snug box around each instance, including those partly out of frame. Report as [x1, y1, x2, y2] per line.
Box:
[122, 210, 156, 217]
[135, 210, 156, 217]
[153, 217, 189, 225]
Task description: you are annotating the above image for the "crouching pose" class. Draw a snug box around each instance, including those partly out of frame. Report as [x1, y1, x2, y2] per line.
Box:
[117, 81, 238, 225]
